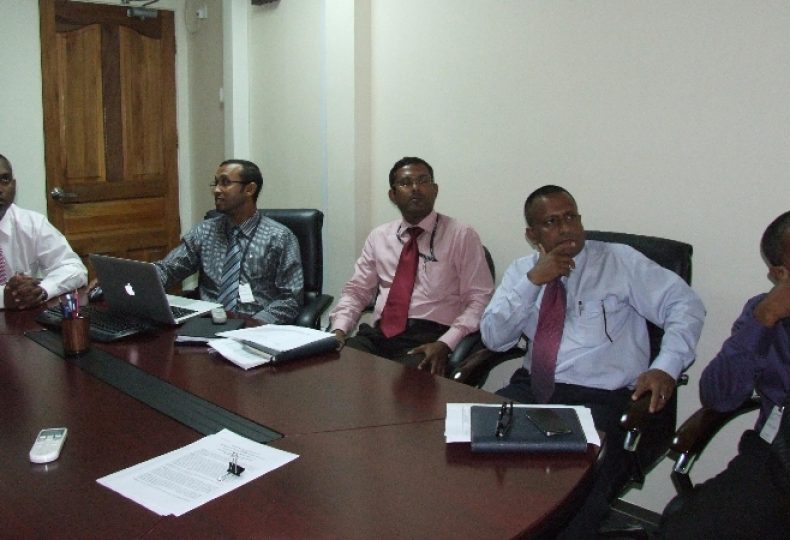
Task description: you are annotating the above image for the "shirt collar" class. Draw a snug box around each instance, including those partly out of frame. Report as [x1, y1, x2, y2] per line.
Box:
[225, 210, 260, 238]
[0, 203, 16, 237]
[397, 211, 438, 239]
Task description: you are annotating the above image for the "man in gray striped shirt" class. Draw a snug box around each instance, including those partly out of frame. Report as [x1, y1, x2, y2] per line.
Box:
[155, 159, 303, 324]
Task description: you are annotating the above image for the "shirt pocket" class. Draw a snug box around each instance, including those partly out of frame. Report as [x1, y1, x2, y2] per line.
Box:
[241, 251, 275, 284]
[416, 258, 458, 299]
[574, 294, 628, 346]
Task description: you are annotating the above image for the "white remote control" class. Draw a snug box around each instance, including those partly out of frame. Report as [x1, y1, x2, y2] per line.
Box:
[29, 427, 68, 464]
[211, 307, 228, 324]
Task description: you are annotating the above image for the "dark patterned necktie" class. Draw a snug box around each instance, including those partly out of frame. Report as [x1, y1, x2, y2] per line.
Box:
[531, 278, 567, 403]
[0, 245, 7, 285]
[379, 227, 423, 338]
[217, 228, 242, 311]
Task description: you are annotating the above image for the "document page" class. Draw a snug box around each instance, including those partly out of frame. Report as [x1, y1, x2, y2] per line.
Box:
[217, 325, 335, 351]
[97, 429, 298, 516]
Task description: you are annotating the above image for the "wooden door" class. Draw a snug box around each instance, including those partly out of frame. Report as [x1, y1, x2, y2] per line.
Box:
[39, 0, 180, 270]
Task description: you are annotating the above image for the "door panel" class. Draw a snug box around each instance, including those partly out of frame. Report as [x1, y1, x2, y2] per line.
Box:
[40, 0, 180, 271]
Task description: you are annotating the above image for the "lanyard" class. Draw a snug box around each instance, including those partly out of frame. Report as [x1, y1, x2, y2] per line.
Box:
[228, 213, 261, 277]
[396, 214, 439, 262]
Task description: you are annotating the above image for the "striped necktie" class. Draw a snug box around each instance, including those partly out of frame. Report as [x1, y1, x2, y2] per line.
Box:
[217, 228, 242, 311]
[0, 245, 8, 285]
[531, 278, 567, 403]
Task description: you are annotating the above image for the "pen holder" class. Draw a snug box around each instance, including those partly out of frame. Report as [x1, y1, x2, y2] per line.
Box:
[62, 315, 90, 356]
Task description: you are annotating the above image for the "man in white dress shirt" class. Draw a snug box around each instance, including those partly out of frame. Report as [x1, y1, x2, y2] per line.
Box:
[0, 153, 87, 310]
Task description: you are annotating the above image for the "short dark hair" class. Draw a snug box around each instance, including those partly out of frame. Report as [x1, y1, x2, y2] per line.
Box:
[0, 153, 11, 175]
[760, 210, 790, 266]
[220, 159, 263, 201]
[523, 185, 575, 226]
[388, 157, 434, 188]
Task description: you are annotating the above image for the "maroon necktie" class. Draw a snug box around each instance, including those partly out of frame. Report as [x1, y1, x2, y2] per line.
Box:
[0, 245, 8, 285]
[379, 227, 423, 338]
[531, 278, 566, 403]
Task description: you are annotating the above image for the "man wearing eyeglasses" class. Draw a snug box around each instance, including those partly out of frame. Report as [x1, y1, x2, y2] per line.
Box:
[480, 185, 705, 539]
[153, 159, 303, 324]
[0, 153, 87, 310]
[329, 156, 494, 375]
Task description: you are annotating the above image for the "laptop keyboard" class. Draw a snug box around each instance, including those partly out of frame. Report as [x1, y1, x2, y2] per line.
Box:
[36, 305, 157, 342]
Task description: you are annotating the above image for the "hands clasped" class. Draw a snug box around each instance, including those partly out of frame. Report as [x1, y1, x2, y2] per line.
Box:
[4, 273, 47, 311]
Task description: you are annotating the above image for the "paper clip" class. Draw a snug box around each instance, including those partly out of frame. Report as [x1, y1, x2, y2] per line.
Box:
[217, 451, 245, 482]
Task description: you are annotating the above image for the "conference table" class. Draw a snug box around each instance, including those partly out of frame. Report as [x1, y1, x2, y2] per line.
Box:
[1, 305, 600, 539]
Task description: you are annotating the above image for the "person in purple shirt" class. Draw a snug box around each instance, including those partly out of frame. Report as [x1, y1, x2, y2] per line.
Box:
[330, 157, 494, 375]
[660, 210, 790, 539]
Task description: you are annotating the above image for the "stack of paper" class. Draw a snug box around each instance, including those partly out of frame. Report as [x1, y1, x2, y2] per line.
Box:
[97, 429, 298, 516]
[209, 325, 338, 370]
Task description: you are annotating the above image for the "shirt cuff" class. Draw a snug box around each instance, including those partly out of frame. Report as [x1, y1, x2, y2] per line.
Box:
[328, 315, 356, 335]
[252, 310, 276, 324]
[439, 327, 465, 351]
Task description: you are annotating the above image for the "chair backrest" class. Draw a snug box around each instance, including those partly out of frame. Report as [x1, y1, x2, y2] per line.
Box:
[586, 230, 693, 363]
[260, 209, 325, 304]
[483, 245, 495, 282]
[204, 208, 325, 303]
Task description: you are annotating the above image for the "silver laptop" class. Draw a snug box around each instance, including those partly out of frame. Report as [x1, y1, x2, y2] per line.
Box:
[90, 254, 222, 325]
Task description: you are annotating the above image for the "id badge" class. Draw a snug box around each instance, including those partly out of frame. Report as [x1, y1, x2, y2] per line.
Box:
[238, 282, 254, 304]
[760, 405, 783, 444]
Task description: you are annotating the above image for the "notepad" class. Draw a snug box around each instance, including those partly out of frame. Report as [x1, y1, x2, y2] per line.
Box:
[470, 406, 587, 454]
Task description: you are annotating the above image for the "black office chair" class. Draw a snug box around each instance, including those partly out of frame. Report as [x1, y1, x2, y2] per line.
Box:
[585, 231, 695, 537]
[669, 394, 761, 494]
[587, 231, 693, 483]
[203, 208, 333, 329]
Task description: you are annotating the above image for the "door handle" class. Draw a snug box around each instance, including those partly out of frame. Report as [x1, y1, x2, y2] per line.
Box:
[50, 186, 79, 202]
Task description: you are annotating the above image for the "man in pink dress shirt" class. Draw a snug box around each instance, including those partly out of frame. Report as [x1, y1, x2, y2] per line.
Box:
[329, 157, 494, 375]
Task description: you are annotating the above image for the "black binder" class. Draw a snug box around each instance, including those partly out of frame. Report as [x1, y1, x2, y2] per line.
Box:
[176, 317, 245, 342]
[240, 335, 338, 364]
[470, 406, 587, 454]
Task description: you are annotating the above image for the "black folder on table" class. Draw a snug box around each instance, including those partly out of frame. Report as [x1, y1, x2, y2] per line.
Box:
[239, 335, 338, 364]
[470, 406, 587, 454]
[175, 317, 245, 343]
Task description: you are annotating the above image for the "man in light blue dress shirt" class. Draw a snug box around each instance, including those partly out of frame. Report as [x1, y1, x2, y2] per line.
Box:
[481, 185, 705, 538]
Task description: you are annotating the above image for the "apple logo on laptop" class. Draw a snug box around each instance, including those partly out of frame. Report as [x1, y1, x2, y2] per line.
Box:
[124, 283, 136, 296]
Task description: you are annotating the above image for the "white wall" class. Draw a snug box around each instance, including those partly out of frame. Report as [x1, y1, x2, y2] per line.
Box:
[187, 0, 225, 224]
[246, 0, 788, 513]
[0, 0, 47, 214]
